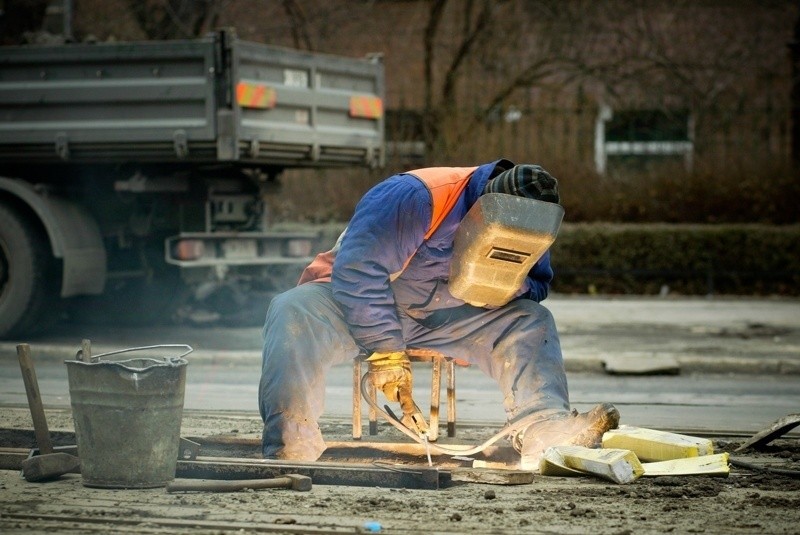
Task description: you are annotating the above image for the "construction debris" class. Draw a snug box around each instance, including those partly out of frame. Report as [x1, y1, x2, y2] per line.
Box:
[602, 425, 714, 461]
[729, 458, 800, 479]
[735, 413, 800, 452]
[540, 446, 644, 484]
[538, 453, 584, 477]
[539, 426, 731, 481]
[641, 453, 730, 477]
[449, 467, 534, 485]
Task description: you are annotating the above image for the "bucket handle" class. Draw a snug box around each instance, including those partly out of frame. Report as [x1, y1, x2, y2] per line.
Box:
[86, 344, 194, 363]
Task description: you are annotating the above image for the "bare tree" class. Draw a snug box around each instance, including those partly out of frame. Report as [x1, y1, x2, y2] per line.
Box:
[421, 0, 447, 151]
[127, 0, 227, 40]
[281, 0, 313, 50]
[72, 0, 794, 168]
[415, 0, 791, 161]
[419, 0, 601, 157]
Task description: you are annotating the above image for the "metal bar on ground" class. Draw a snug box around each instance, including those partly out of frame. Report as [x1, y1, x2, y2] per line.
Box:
[2, 512, 357, 534]
[176, 457, 444, 489]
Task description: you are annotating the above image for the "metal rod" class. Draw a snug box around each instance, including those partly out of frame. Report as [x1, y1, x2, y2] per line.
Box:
[352, 359, 362, 440]
[368, 375, 377, 436]
[447, 359, 456, 437]
[176, 457, 443, 489]
[429, 357, 441, 441]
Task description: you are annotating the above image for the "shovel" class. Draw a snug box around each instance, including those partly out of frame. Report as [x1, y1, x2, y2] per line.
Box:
[17, 343, 80, 482]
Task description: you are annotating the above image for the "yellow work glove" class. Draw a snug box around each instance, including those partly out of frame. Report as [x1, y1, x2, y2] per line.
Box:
[366, 351, 429, 435]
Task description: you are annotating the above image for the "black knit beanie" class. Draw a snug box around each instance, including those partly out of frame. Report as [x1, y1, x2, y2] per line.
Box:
[483, 164, 560, 204]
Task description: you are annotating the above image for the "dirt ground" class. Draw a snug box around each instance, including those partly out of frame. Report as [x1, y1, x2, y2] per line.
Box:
[1, 408, 799, 534]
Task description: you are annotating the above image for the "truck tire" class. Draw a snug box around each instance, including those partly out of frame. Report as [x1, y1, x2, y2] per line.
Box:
[0, 200, 59, 339]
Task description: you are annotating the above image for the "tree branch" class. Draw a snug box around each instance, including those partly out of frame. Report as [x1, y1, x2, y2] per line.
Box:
[281, 0, 313, 50]
[423, 0, 448, 149]
[440, 0, 494, 110]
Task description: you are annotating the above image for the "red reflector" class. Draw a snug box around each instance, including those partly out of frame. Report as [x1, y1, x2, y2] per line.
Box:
[349, 95, 383, 119]
[236, 82, 277, 109]
[174, 239, 205, 261]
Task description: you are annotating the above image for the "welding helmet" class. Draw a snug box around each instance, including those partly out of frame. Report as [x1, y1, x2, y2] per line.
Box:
[448, 165, 564, 307]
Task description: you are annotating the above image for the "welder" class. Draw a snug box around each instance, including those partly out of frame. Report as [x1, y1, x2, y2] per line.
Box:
[258, 159, 619, 466]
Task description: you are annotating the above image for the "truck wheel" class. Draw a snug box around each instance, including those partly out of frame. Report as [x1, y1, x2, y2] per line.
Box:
[0, 200, 59, 339]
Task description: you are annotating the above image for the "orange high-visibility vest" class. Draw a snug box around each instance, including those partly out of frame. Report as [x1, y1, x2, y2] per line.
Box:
[297, 166, 479, 285]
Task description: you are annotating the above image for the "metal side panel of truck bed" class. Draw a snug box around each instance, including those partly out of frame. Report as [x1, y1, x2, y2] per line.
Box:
[0, 30, 384, 168]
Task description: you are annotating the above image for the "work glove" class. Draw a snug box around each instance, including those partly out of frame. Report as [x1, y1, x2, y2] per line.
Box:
[366, 350, 430, 436]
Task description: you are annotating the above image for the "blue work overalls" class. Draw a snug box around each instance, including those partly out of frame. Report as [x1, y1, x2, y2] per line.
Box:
[258, 160, 569, 460]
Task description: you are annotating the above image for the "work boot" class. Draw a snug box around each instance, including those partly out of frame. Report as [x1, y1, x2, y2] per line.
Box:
[516, 403, 620, 470]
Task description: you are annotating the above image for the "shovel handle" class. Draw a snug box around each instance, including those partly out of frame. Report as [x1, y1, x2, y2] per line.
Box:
[16, 344, 53, 455]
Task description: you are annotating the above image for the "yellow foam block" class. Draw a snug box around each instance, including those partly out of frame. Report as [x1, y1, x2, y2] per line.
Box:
[641, 452, 730, 477]
[538, 450, 584, 477]
[602, 425, 714, 462]
[541, 446, 644, 484]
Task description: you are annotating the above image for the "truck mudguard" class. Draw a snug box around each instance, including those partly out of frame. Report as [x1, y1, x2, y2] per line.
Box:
[0, 177, 106, 297]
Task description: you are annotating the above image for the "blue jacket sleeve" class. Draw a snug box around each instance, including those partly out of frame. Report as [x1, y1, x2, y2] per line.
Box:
[522, 250, 554, 302]
[331, 176, 432, 353]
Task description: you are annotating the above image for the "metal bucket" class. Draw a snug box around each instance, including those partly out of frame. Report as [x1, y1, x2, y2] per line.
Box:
[65, 345, 191, 489]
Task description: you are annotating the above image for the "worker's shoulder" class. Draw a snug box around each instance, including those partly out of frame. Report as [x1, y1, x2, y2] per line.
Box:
[366, 172, 432, 201]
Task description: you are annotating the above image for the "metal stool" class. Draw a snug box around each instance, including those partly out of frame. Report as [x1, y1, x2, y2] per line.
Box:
[352, 349, 462, 442]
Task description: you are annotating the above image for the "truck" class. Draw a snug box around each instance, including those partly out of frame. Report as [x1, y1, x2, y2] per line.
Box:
[0, 29, 384, 337]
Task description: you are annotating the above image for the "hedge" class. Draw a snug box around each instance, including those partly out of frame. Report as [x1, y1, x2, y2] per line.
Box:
[293, 222, 800, 297]
[551, 224, 800, 296]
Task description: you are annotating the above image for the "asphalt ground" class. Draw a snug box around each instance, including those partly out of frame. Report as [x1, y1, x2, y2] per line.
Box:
[2, 295, 798, 375]
[2, 297, 799, 535]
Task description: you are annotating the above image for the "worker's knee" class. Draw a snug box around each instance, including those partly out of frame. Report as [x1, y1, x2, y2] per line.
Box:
[505, 299, 557, 333]
[518, 298, 554, 318]
[265, 286, 308, 321]
[262, 284, 329, 338]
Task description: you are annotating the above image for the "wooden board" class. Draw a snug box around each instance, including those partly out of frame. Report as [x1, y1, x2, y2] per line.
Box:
[450, 467, 534, 485]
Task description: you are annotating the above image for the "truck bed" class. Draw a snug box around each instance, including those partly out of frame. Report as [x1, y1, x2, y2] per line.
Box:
[0, 31, 384, 169]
